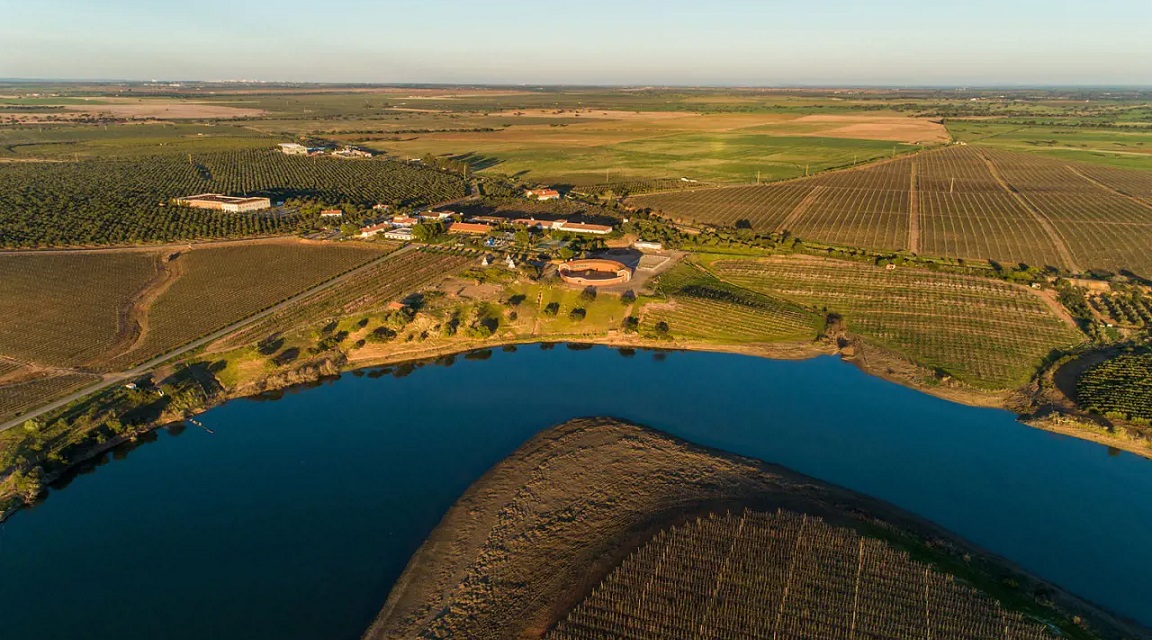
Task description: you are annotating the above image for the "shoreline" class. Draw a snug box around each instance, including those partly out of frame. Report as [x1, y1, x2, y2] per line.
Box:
[4, 334, 1148, 526]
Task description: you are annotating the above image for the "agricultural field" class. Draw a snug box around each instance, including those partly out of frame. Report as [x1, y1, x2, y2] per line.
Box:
[0, 122, 278, 159]
[105, 240, 388, 369]
[946, 120, 1152, 170]
[0, 150, 466, 247]
[631, 144, 1152, 277]
[0, 250, 161, 368]
[643, 263, 822, 343]
[0, 373, 100, 424]
[213, 247, 473, 351]
[705, 256, 1084, 389]
[1076, 350, 1152, 423]
[549, 509, 1054, 640]
[381, 124, 922, 186]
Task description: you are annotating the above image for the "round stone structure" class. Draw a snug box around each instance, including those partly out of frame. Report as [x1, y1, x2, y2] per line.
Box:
[557, 259, 632, 287]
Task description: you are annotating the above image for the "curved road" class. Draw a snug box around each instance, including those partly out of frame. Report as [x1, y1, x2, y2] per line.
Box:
[0, 245, 416, 433]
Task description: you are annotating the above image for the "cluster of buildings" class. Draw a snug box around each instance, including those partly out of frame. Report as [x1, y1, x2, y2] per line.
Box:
[357, 210, 615, 241]
[174, 193, 272, 213]
[278, 143, 373, 158]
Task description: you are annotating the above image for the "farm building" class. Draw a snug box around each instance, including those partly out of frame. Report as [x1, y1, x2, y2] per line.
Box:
[174, 193, 271, 213]
[320, 209, 343, 218]
[359, 222, 391, 238]
[419, 211, 454, 221]
[556, 221, 613, 236]
[278, 143, 308, 155]
[333, 146, 373, 158]
[448, 222, 494, 235]
[383, 228, 414, 241]
[525, 188, 561, 200]
[634, 240, 663, 251]
[509, 218, 613, 235]
[391, 216, 419, 227]
[373, 203, 391, 211]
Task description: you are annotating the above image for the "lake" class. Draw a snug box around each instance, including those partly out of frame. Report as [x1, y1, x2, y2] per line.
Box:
[1, 345, 1150, 639]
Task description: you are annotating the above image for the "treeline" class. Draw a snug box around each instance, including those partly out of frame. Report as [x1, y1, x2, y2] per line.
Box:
[0, 150, 466, 247]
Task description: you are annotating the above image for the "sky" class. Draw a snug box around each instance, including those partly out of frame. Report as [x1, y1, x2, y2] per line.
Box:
[1, 0, 1150, 86]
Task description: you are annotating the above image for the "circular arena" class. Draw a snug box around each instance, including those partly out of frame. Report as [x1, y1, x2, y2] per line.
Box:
[558, 259, 632, 287]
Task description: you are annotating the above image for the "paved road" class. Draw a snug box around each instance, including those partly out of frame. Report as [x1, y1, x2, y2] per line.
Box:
[0, 244, 415, 433]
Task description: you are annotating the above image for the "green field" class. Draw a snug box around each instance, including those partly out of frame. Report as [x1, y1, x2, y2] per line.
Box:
[946, 120, 1152, 170]
[702, 255, 1084, 389]
[644, 263, 822, 343]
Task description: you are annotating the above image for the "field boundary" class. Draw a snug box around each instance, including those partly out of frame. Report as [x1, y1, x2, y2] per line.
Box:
[908, 161, 920, 254]
[978, 150, 1082, 273]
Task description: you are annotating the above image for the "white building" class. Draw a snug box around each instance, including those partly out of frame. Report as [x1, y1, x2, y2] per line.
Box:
[278, 143, 309, 155]
[175, 193, 271, 213]
[384, 228, 414, 241]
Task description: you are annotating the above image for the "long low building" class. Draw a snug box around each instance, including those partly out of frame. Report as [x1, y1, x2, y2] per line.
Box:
[175, 193, 271, 213]
[512, 218, 614, 236]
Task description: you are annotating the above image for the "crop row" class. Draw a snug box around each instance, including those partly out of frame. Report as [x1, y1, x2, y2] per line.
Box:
[1077, 351, 1152, 422]
[215, 248, 473, 349]
[707, 257, 1083, 388]
[0, 250, 160, 369]
[630, 145, 1152, 277]
[106, 241, 388, 369]
[549, 509, 1051, 640]
[0, 150, 466, 247]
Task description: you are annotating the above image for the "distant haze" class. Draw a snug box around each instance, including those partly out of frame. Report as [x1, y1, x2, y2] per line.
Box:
[2, 0, 1150, 86]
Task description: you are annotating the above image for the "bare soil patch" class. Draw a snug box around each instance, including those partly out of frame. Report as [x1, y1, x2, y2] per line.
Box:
[792, 114, 950, 143]
[61, 99, 265, 119]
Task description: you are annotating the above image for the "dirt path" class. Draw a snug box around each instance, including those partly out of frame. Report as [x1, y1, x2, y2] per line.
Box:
[100, 250, 188, 367]
[978, 151, 1082, 273]
[775, 186, 825, 234]
[1065, 165, 1152, 213]
[1031, 287, 1081, 331]
[907, 161, 920, 254]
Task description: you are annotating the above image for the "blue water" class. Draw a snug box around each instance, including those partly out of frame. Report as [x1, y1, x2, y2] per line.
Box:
[1, 346, 1150, 640]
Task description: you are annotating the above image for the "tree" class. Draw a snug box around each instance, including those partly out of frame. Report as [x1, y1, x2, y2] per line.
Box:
[412, 221, 446, 242]
[340, 223, 361, 237]
[654, 321, 670, 337]
[569, 308, 587, 321]
[580, 286, 597, 302]
[13, 466, 45, 503]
